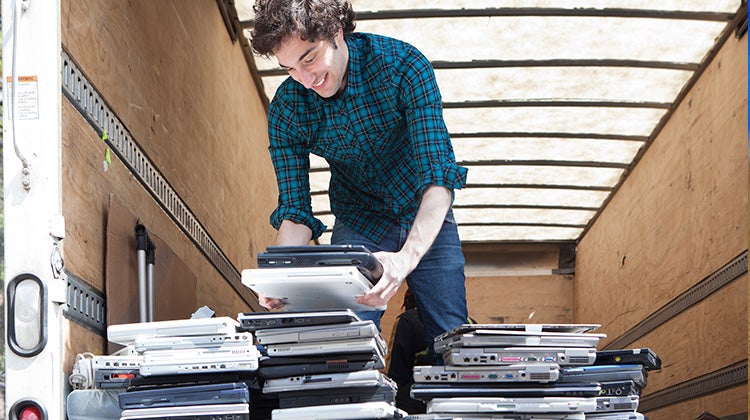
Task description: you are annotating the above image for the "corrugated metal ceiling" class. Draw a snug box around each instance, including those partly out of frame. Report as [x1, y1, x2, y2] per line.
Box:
[234, 0, 744, 244]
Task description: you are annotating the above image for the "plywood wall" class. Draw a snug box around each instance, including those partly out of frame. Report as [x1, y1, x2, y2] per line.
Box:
[60, 0, 277, 364]
[575, 31, 748, 419]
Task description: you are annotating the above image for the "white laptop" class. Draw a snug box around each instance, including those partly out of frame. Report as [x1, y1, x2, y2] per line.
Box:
[272, 401, 405, 420]
[133, 332, 253, 353]
[256, 321, 379, 345]
[242, 266, 386, 311]
[426, 397, 598, 414]
[107, 317, 239, 345]
[119, 403, 249, 419]
[139, 343, 261, 376]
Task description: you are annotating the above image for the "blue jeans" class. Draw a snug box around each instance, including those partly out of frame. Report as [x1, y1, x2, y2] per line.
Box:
[330, 211, 468, 365]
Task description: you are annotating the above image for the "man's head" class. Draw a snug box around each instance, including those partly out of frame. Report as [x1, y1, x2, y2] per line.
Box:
[251, 0, 356, 98]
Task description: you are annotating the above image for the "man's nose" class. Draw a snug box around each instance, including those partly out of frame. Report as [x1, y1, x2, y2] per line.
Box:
[297, 69, 315, 89]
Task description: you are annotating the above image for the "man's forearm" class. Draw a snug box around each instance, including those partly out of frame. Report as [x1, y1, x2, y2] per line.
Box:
[399, 185, 452, 271]
[276, 219, 313, 246]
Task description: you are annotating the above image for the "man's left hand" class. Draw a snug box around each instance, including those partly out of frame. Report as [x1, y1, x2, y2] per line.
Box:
[355, 251, 414, 307]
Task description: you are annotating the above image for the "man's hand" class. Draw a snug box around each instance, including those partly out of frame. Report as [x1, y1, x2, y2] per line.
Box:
[355, 185, 452, 308]
[355, 251, 415, 308]
[257, 219, 313, 310]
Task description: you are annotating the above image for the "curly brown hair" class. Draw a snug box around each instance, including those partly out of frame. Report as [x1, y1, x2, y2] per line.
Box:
[251, 0, 356, 57]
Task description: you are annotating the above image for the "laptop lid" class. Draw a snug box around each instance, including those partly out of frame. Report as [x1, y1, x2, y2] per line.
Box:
[259, 245, 383, 283]
[241, 266, 386, 312]
[118, 382, 250, 410]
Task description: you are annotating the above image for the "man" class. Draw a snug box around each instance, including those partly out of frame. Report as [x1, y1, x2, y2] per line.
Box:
[250, 0, 468, 363]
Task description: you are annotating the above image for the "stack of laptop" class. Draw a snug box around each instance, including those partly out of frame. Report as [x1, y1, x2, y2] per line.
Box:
[238, 309, 405, 419]
[104, 316, 262, 420]
[405, 324, 659, 419]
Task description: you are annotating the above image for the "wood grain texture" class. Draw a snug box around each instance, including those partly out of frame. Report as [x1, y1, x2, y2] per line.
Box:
[575, 34, 747, 344]
[574, 32, 748, 420]
[644, 385, 747, 420]
[629, 276, 747, 393]
[61, 0, 278, 277]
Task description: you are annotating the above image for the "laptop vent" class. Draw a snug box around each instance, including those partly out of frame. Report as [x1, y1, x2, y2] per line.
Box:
[614, 403, 634, 410]
[327, 362, 351, 369]
[568, 357, 591, 364]
[529, 373, 551, 380]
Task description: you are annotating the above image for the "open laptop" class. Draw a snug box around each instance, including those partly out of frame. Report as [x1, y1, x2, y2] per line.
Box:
[237, 309, 361, 332]
[241, 266, 386, 311]
[258, 244, 383, 283]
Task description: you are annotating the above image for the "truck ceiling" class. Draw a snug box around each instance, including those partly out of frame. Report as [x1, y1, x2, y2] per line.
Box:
[234, 0, 745, 244]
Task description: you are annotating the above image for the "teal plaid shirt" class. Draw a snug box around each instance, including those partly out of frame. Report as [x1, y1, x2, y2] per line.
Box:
[267, 32, 468, 242]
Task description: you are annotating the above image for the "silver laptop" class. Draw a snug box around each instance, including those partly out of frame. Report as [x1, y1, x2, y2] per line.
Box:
[107, 317, 239, 345]
[434, 331, 605, 353]
[443, 346, 596, 366]
[426, 397, 597, 414]
[140, 343, 260, 376]
[256, 321, 378, 345]
[272, 401, 405, 420]
[133, 332, 253, 353]
[242, 266, 386, 311]
[263, 369, 392, 394]
[119, 403, 249, 419]
[265, 335, 387, 357]
[413, 363, 559, 383]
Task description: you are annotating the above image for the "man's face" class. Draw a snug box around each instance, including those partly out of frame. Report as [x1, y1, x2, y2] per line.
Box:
[274, 29, 349, 98]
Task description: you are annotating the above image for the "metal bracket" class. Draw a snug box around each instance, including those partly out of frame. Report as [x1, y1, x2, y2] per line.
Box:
[62, 270, 106, 336]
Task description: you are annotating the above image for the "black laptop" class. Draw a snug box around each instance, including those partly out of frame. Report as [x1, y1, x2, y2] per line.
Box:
[257, 245, 383, 284]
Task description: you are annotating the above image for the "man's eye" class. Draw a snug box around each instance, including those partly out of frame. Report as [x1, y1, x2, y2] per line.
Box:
[304, 56, 316, 64]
